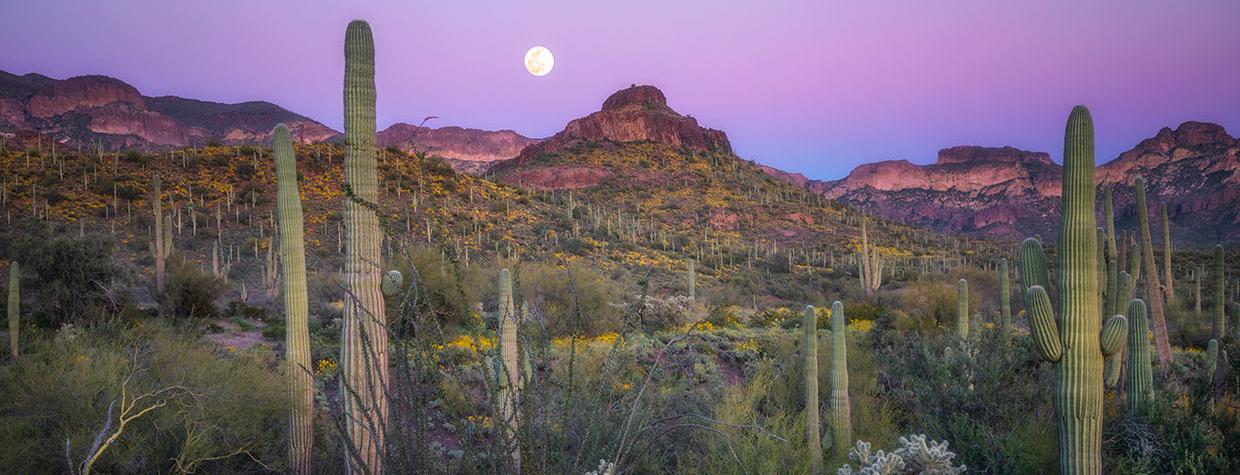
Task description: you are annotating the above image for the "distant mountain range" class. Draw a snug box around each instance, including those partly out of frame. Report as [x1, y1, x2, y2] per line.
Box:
[1, 69, 1235, 243]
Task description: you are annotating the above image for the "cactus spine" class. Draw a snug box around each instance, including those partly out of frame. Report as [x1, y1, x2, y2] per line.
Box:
[340, 20, 388, 474]
[1020, 106, 1127, 474]
[999, 259, 1011, 337]
[956, 279, 969, 339]
[1213, 245, 1225, 339]
[1134, 176, 1173, 364]
[1125, 299, 1153, 415]
[497, 269, 521, 469]
[7, 262, 18, 359]
[802, 305, 821, 470]
[829, 301, 851, 456]
[273, 124, 313, 474]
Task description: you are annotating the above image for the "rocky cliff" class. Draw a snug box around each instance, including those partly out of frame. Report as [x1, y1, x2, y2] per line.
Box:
[377, 124, 540, 173]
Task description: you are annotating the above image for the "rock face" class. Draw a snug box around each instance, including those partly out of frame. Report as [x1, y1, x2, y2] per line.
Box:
[0, 70, 338, 149]
[507, 85, 731, 168]
[377, 124, 540, 172]
[767, 125, 1240, 243]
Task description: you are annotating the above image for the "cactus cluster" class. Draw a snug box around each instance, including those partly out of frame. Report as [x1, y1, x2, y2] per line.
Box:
[340, 19, 389, 474]
[1020, 106, 1127, 474]
[272, 124, 313, 474]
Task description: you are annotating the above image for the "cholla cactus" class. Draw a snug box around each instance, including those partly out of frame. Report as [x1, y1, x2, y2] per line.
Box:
[837, 435, 966, 475]
[584, 459, 616, 475]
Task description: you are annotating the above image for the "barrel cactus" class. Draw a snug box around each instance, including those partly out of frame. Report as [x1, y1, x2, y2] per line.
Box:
[340, 19, 389, 473]
[830, 301, 851, 456]
[273, 124, 313, 474]
[1019, 106, 1127, 474]
[1126, 299, 1153, 415]
[802, 305, 821, 470]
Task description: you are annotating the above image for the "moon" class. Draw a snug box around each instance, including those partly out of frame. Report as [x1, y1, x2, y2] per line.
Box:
[524, 46, 554, 77]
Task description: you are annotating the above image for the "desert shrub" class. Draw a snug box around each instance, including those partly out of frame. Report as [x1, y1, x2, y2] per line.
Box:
[163, 257, 225, 319]
[837, 435, 966, 474]
[0, 322, 287, 472]
[4, 224, 127, 327]
[515, 261, 625, 336]
[628, 294, 699, 331]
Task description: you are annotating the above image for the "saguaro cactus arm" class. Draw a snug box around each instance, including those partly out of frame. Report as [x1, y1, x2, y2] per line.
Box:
[1025, 285, 1063, 363]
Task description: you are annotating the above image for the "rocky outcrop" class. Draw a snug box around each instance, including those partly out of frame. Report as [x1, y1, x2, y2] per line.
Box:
[507, 85, 731, 168]
[0, 70, 338, 149]
[769, 125, 1240, 244]
[377, 124, 540, 169]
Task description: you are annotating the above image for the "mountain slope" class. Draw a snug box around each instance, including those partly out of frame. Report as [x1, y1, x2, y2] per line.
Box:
[376, 124, 540, 174]
[768, 123, 1240, 244]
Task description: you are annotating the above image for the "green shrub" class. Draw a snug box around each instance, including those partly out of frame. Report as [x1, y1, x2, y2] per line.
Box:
[3, 223, 126, 328]
[163, 257, 224, 319]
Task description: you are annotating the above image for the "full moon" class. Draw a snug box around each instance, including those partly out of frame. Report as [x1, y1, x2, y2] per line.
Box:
[524, 46, 554, 77]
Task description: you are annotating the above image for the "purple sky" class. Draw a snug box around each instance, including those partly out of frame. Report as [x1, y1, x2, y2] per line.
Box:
[3, 0, 1239, 180]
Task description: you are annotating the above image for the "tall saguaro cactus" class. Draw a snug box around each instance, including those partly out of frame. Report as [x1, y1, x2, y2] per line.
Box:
[1125, 299, 1153, 415]
[999, 259, 1011, 337]
[1213, 245, 1226, 340]
[957, 279, 969, 339]
[151, 174, 167, 293]
[1019, 106, 1127, 474]
[802, 305, 821, 471]
[1134, 176, 1172, 364]
[273, 124, 313, 474]
[829, 301, 851, 457]
[1161, 204, 1174, 304]
[497, 269, 521, 470]
[7, 262, 18, 359]
[858, 218, 882, 295]
[687, 259, 696, 301]
[340, 19, 389, 474]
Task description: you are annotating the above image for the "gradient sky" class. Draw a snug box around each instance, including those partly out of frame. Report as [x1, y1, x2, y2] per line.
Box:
[3, 0, 1239, 180]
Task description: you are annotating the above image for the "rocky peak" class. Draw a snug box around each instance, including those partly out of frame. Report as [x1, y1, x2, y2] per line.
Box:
[936, 145, 1055, 167]
[601, 85, 671, 113]
[28, 74, 145, 118]
[377, 124, 541, 167]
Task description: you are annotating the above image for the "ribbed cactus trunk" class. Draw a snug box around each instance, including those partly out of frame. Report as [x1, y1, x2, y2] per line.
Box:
[1125, 299, 1153, 415]
[1020, 107, 1127, 475]
[152, 174, 166, 293]
[1104, 188, 1119, 317]
[956, 279, 969, 339]
[7, 262, 18, 359]
[1205, 339, 1219, 385]
[1213, 245, 1225, 340]
[273, 124, 313, 474]
[802, 305, 821, 471]
[860, 219, 874, 296]
[1124, 241, 1141, 305]
[341, 20, 388, 474]
[497, 269, 521, 470]
[1195, 266, 1202, 317]
[1134, 177, 1173, 365]
[829, 301, 851, 457]
[1161, 204, 1173, 304]
[999, 259, 1011, 338]
[687, 259, 696, 301]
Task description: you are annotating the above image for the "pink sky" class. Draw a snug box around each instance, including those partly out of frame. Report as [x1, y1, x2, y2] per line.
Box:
[2, 0, 1238, 179]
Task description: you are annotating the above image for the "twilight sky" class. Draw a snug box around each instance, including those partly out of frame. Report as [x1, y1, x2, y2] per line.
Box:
[3, 0, 1239, 180]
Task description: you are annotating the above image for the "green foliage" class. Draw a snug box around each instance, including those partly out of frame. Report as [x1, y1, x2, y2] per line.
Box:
[0, 322, 287, 472]
[163, 257, 224, 319]
[4, 224, 125, 328]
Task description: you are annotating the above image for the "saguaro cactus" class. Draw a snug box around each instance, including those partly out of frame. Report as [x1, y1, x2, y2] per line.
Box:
[829, 301, 851, 456]
[7, 262, 18, 359]
[497, 269, 521, 469]
[1134, 176, 1172, 364]
[1213, 245, 1225, 339]
[151, 174, 167, 293]
[957, 279, 969, 339]
[273, 124, 313, 474]
[687, 259, 696, 301]
[858, 218, 882, 295]
[1104, 188, 1119, 317]
[802, 305, 821, 470]
[999, 259, 1011, 337]
[1019, 106, 1127, 474]
[1161, 204, 1174, 304]
[1126, 299, 1153, 415]
[1205, 339, 1219, 385]
[340, 19, 389, 474]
